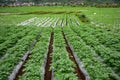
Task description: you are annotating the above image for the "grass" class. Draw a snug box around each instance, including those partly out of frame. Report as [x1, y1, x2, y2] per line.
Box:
[0, 6, 88, 13]
[0, 14, 67, 26]
[0, 6, 119, 32]
[0, 14, 37, 26]
[81, 7, 120, 32]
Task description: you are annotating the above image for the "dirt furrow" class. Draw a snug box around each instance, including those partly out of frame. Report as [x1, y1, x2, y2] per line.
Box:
[60, 18, 64, 26]
[62, 31, 86, 80]
[66, 17, 68, 26]
[44, 32, 54, 80]
[9, 29, 43, 80]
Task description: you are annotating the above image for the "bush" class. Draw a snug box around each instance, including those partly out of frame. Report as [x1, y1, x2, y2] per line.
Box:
[76, 14, 90, 23]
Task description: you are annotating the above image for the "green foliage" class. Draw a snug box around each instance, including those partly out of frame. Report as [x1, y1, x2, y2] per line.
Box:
[19, 28, 51, 80]
[63, 26, 112, 80]
[0, 6, 120, 80]
[50, 28, 78, 80]
[76, 14, 90, 23]
[67, 15, 120, 79]
[0, 26, 41, 80]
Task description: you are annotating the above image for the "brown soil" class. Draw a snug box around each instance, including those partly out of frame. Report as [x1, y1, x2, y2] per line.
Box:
[14, 54, 30, 80]
[44, 32, 54, 80]
[14, 31, 42, 80]
[62, 31, 85, 80]
[66, 17, 68, 26]
[60, 18, 64, 26]
[20, 11, 81, 15]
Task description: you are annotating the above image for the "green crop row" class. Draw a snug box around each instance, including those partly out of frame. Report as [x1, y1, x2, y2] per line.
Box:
[0, 25, 26, 43]
[50, 27, 78, 80]
[0, 26, 41, 80]
[0, 26, 34, 58]
[63, 25, 112, 80]
[71, 15, 120, 52]
[69, 17, 120, 77]
[19, 27, 51, 80]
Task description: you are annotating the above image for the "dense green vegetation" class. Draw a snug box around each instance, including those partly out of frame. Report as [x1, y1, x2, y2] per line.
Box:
[19, 27, 51, 80]
[0, 6, 120, 80]
[0, 26, 42, 80]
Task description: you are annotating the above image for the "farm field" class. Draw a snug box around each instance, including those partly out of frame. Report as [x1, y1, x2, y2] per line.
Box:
[0, 6, 120, 80]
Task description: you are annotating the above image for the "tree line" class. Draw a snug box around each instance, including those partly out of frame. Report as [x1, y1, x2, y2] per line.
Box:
[0, 0, 120, 6]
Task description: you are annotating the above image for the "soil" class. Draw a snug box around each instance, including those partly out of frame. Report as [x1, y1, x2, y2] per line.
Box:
[13, 31, 42, 80]
[44, 32, 54, 80]
[19, 11, 81, 15]
[66, 17, 68, 26]
[62, 31, 85, 80]
[14, 53, 30, 80]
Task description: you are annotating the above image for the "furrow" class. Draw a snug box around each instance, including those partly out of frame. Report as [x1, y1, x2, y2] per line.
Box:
[44, 32, 54, 80]
[62, 31, 88, 80]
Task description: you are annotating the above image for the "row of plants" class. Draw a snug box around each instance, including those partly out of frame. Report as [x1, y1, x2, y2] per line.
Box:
[92, 27, 120, 52]
[36, 17, 50, 27]
[56, 18, 62, 27]
[73, 14, 120, 49]
[0, 26, 35, 58]
[0, 25, 26, 44]
[42, 17, 54, 27]
[48, 17, 61, 27]
[61, 16, 66, 27]
[17, 16, 67, 27]
[63, 26, 113, 80]
[16, 14, 73, 28]
[0, 26, 42, 80]
[17, 17, 37, 26]
[50, 27, 78, 80]
[73, 14, 120, 52]
[71, 16, 120, 52]
[86, 25, 120, 52]
[69, 17, 120, 77]
[48, 17, 58, 27]
[19, 27, 51, 80]
[18, 17, 49, 27]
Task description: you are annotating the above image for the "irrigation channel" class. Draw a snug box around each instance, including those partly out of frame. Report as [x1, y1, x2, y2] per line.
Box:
[69, 17, 120, 80]
[62, 32, 83, 80]
[8, 28, 43, 80]
[43, 31, 88, 80]
[44, 32, 54, 80]
[62, 31, 85, 80]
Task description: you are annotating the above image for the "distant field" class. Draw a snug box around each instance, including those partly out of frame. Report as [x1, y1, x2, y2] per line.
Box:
[0, 6, 120, 80]
[82, 8, 120, 32]
[0, 6, 119, 32]
[0, 6, 88, 13]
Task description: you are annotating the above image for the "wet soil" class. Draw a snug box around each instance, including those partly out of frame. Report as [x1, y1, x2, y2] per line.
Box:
[62, 31, 85, 80]
[44, 32, 54, 80]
